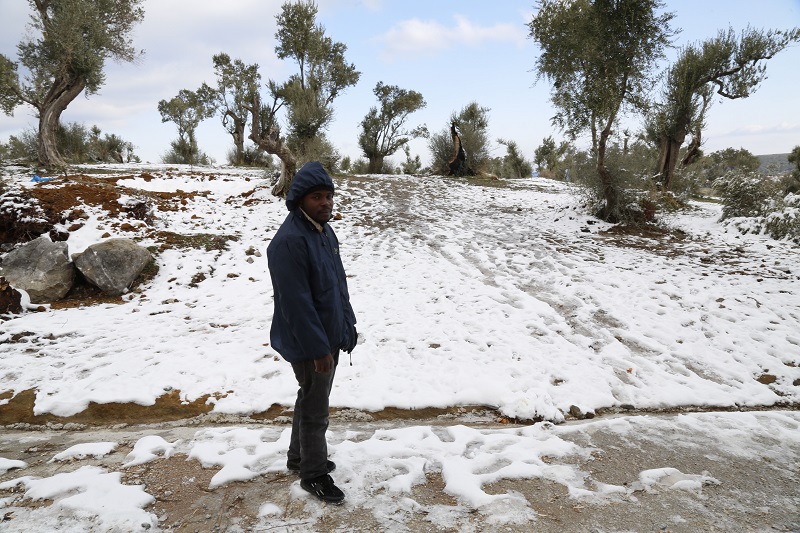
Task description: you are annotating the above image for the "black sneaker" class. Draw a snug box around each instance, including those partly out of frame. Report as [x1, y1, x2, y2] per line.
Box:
[287, 459, 336, 474]
[300, 474, 345, 504]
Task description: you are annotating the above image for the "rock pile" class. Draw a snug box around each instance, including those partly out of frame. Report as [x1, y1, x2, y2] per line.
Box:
[0, 236, 152, 307]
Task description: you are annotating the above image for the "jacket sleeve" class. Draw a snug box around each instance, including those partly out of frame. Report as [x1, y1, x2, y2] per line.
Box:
[333, 231, 357, 328]
[270, 234, 331, 360]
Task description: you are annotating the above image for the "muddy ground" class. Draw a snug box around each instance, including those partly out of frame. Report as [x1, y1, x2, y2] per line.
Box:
[1, 408, 799, 533]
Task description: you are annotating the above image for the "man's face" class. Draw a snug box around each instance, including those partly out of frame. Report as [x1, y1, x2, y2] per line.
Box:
[300, 189, 334, 224]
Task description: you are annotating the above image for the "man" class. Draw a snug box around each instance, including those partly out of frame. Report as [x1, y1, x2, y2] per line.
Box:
[267, 161, 357, 504]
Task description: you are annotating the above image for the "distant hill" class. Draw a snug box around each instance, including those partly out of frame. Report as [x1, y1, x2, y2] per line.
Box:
[757, 153, 792, 174]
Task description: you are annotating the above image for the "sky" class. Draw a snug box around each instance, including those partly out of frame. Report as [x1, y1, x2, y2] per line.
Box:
[1, 1, 799, 166]
[0, 162, 798, 529]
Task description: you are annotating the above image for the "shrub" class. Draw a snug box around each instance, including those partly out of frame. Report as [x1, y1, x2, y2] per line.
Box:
[400, 145, 423, 175]
[714, 170, 799, 243]
[2, 128, 39, 161]
[162, 138, 211, 165]
[1, 123, 138, 164]
[226, 145, 272, 167]
[569, 143, 662, 224]
[289, 134, 340, 172]
[713, 170, 777, 220]
[350, 158, 369, 174]
[763, 193, 800, 243]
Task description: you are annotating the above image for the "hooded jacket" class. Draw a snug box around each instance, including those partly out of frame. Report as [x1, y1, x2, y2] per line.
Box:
[267, 162, 357, 363]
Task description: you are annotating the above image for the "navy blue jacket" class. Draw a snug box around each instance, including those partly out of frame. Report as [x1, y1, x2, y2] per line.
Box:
[267, 162, 357, 363]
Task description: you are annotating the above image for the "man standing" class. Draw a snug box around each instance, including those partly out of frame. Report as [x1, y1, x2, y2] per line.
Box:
[267, 161, 357, 504]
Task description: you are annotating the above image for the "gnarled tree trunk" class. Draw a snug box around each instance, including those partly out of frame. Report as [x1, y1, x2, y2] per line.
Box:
[247, 94, 297, 197]
[367, 155, 384, 174]
[447, 122, 467, 176]
[655, 130, 687, 190]
[226, 111, 247, 165]
[596, 116, 621, 222]
[37, 76, 87, 168]
[681, 130, 702, 168]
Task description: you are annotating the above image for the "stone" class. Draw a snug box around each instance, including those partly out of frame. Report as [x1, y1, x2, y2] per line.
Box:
[73, 238, 152, 296]
[0, 236, 75, 303]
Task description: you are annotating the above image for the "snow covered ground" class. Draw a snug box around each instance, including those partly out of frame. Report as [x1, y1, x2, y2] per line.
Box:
[1, 411, 798, 531]
[1, 164, 798, 530]
[2, 165, 798, 419]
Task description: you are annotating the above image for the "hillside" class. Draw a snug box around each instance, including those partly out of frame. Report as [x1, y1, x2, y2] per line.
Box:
[757, 152, 792, 173]
[1, 163, 799, 532]
[1, 163, 797, 424]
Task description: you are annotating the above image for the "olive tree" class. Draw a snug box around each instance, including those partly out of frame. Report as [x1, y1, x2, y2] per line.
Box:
[649, 27, 800, 189]
[781, 145, 800, 195]
[0, 0, 144, 168]
[248, 0, 360, 196]
[158, 89, 216, 164]
[200, 53, 261, 166]
[496, 139, 533, 179]
[358, 82, 427, 174]
[534, 135, 570, 178]
[528, 0, 675, 222]
[428, 102, 492, 176]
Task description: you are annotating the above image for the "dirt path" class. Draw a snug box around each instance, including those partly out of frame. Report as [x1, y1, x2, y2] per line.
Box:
[2, 410, 798, 532]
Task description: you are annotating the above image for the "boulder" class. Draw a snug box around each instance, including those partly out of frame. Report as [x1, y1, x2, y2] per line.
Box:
[73, 238, 151, 296]
[0, 236, 75, 303]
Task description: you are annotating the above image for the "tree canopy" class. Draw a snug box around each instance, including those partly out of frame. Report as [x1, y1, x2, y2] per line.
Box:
[648, 26, 800, 189]
[249, 0, 360, 196]
[529, 0, 676, 221]
[358, 82, 427, 174]
[274, 0, 360, 155]
[0, 0, 145, 167]
[200, 53, 261, 166]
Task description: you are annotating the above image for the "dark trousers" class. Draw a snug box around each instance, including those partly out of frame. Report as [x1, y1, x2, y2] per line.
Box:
[288, 350, 338, 480]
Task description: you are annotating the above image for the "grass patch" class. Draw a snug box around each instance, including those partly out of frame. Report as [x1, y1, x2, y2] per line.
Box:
[156, 231, 239, 252]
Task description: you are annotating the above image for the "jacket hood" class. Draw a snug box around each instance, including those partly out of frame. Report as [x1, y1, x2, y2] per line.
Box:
[285, 161, 335, 211]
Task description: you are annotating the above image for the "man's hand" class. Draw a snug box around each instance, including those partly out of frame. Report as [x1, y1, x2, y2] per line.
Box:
[314, 354, 334, 373]
[343, 325, 358, 353]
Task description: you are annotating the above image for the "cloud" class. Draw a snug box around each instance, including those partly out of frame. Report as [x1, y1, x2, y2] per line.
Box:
[378, 14, 528, 61]
[318, 0, 384, 11]
[719, 122, 800, 136]
[359, 0, 384, 11]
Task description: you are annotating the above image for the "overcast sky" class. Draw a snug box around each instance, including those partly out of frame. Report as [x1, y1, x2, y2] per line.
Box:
[1, 0, 799, 167]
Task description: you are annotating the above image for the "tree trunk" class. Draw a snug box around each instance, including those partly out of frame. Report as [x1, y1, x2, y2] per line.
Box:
[655, 134, 685, 190]
[37, 76, 87, 168]
[596, 139, 619, 222]
[447, 123, 468, 176]
[247, 94, 296, 197]
[681, 130, 702, 168]
[367, 155, 384, 174]
[228, 112, 246, 166]
[232, 129, 244, 165]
